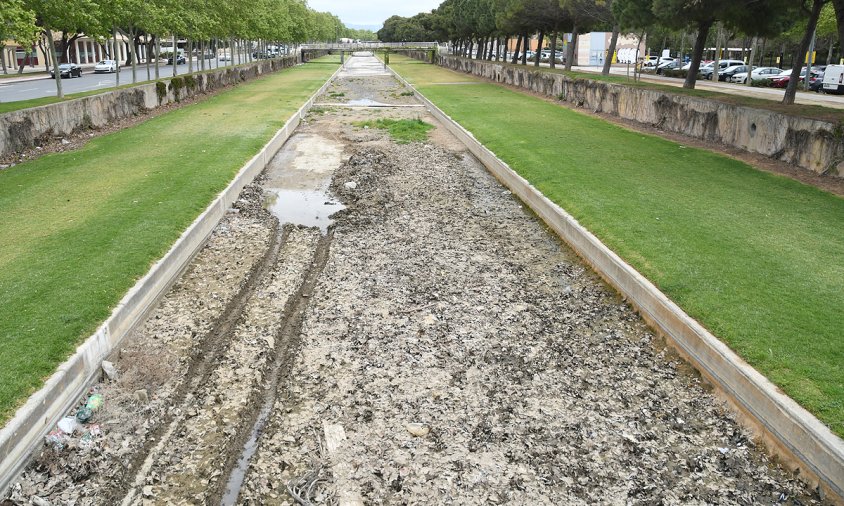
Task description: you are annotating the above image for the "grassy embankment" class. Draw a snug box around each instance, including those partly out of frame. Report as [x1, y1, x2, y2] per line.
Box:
[0, 55, 341, 115]
[0, 58, 338, 423]
[390, 54, 844, 436]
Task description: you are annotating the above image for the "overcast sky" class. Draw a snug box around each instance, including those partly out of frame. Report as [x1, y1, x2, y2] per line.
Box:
[307, 0, 442, 30]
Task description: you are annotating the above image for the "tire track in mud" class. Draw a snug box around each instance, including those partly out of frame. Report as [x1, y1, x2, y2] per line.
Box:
[117, 222, 287, 504]
[221, 230, 334, 505]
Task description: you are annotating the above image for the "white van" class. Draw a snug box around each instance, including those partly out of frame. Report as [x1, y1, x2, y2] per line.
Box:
[822, 65, 844, 94]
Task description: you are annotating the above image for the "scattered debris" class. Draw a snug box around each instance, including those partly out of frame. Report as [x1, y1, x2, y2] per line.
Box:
[101, 360, 119, 381]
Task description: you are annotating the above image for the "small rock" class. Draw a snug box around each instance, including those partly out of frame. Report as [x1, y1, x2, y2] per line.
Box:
[31, 496, 50, 506]
[135, 389, 149, 404]
[101, 360, 119, 381]
[0, 164, 9, 169]
[406, 423, 430, 437]
[344, 181, 358, 190]
[61, 138, 70, 145]
[142, 485, 154, 498]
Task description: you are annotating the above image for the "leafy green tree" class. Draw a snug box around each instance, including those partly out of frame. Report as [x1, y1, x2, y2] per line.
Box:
[24, 0, 105, 98]
[0, 0, 38, 74]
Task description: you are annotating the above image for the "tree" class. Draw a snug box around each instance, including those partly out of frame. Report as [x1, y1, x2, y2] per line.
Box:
[0, 0, 38, 75]
[24, 0, 104, 98]
[783, 0, 828, 104]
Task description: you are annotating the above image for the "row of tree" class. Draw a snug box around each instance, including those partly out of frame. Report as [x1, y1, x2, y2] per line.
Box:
[380, 0, 844, 105]
[1, 0, 353, 98]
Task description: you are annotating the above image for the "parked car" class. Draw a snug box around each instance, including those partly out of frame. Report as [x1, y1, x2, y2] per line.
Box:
[698, 59, 745, 80]
[730, 66, 782, 84]
[656, 60, 682, 74]
[50, 63, 82, 79]
[719, 64, 750, 81]
[808, 69, 825, 91]
[93, 60, 118, 73]
[770, 67, 824, 88]
[644, 55, 674, 68]
[167, 55, 186, 65]
[219, 52, 232, 61]
[822, 64, 844, 94]
[681, 59, 712, 70]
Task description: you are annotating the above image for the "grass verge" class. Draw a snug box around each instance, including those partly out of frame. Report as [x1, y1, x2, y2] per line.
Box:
[354, 118, 434, 143]
[391, 55, 844, 437]
[427, 54, 844, 123]
[0, 58, 337, 423]
[0, 57, 314, 115]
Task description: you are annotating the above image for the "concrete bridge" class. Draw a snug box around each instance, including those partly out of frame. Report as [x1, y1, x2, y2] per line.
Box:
[301, 42, 438, 51]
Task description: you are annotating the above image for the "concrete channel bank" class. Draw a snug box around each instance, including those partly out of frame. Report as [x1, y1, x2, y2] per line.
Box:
[388, 63, 844, 503]
[0, 49, 331, 159]
[0, 62, 342, 497]
[402, 51, 844, 178]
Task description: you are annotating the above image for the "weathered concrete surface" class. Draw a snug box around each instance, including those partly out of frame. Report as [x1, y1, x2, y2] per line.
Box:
[391, 66, 844, 503]
[0, 56, 302, 158]
[425, 54, 844, 178]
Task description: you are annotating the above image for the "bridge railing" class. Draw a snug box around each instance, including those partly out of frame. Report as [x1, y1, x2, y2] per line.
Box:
[301, 42, 438, 51]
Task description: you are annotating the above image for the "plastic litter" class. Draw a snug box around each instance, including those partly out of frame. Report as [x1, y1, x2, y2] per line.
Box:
[76, 393, 104, 423]
[45, 430, 67, 450]
[57, 416, 79, 434]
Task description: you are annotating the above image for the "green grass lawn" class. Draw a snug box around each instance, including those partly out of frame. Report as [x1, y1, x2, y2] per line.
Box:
[423, 54, 844, 123]
[0, 57, 325, 115]
[0, 59, 337, 423]
[390, 55, 844, 436]
[354, 118, 434, 143]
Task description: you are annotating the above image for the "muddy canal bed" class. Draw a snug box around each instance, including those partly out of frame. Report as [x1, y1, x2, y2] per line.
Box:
[4, 56, 823, 505]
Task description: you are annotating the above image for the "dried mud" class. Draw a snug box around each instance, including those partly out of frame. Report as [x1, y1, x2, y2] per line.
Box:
[3, 56, 826, 506]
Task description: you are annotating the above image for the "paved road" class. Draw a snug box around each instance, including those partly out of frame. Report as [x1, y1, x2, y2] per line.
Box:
[0, 59, 235, 102]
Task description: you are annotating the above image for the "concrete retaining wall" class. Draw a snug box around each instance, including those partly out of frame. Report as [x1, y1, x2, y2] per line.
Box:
[0, 63, 342, 497]
[0, 55, 301, 159]
[389, 65, 844, 503]
[422, 54, 844, 178]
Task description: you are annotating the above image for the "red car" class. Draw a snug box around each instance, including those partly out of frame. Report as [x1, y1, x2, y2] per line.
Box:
[769, 67, 822, 88]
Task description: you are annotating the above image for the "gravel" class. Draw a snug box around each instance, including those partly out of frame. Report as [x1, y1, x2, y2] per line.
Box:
[3, 56, 825, 506]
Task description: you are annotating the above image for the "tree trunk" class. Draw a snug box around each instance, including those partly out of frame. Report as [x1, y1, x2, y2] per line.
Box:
[549, 32, 557, 69]
[535, 31, 544, 66]
[155, 37, 160, 80]
[172, 34, 178, 76]
[1, 48, 6, 75]
[188, 39, 193, 73]
[521, 33, 528, 65]
[684, 20, 713, 89]
[784, 0, 823, 104]
[46, 29, 64, 98]
[114, 27, 121, 87]
[827, 35, 835, 64]
[712, 25, 722, 83]
[512, 35, 522, 64]
[129, 27, 138, 83]
[603, 25, 620, 75]
[200, 41, 205, 71]
[565, 26, 578, 71]
[746, 36, 757, 87]
[145, 37, 151, 81]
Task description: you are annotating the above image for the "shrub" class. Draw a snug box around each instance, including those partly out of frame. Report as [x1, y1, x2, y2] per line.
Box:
[155, 81, 167, 102]
[183, 74, 198, 91]
[168, 76, 185, 101]
[663, 69, 688, 79]
[751, 79, 773, 88]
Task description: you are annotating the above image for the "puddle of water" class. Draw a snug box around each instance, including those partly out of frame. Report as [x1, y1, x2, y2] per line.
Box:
[346, 98, 390, 107]
[262, 133, 347, 234]
[264, 189, 344, 234]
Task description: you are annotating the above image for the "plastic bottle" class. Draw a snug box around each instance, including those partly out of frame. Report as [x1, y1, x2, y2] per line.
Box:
[76, 393, 104, 423]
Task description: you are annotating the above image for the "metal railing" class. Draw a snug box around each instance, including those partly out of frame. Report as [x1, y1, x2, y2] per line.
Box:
[301, 42, 437, 51]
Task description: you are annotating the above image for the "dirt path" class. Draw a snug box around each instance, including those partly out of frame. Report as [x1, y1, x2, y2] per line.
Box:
[4, 54, 824, 506]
